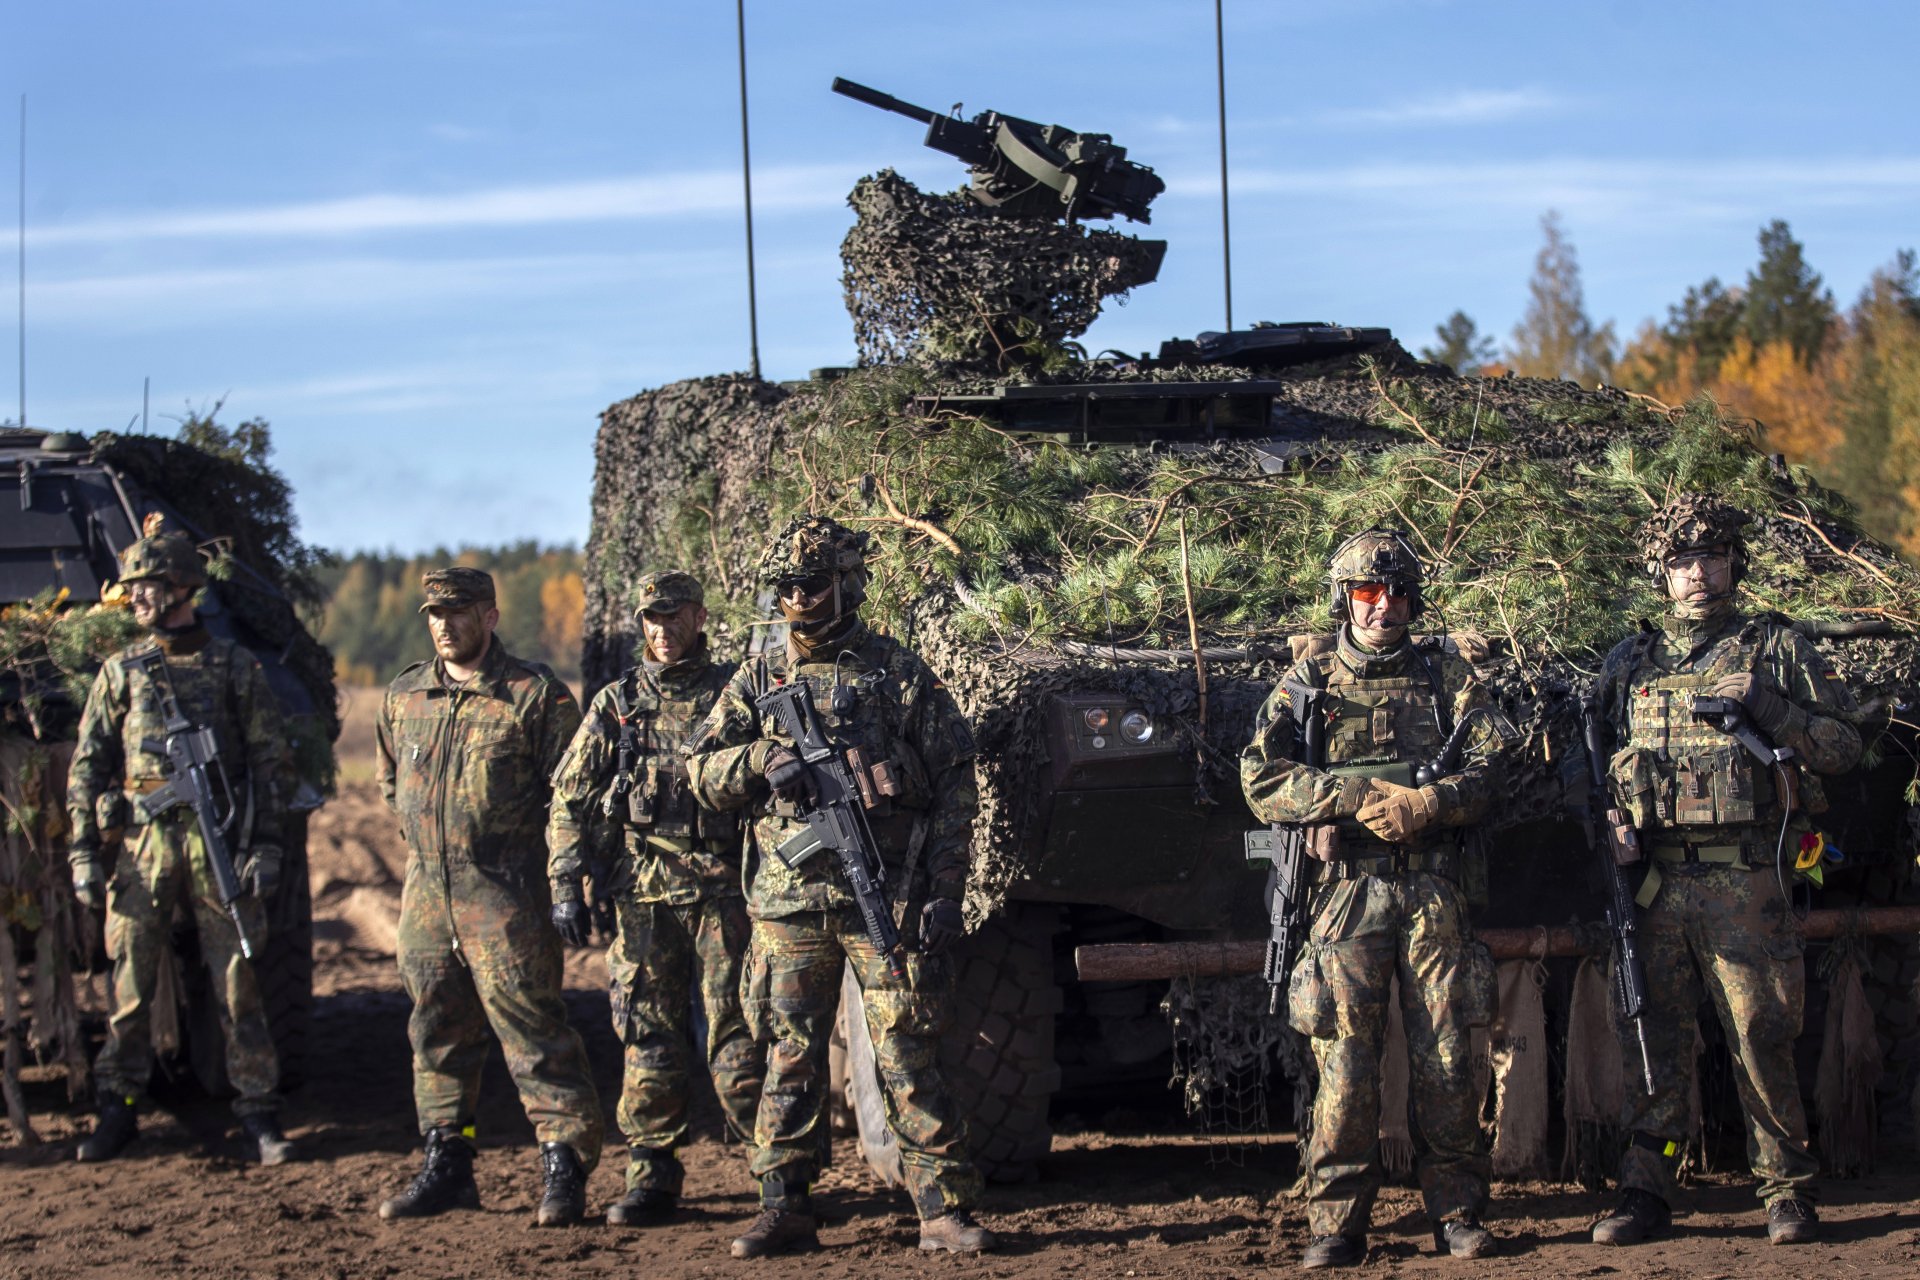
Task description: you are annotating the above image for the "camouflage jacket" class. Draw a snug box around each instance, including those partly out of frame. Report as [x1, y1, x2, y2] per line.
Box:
[67, 623, 287, 860]
[1241, 630, 1495, 848]
[1596, 610, 1861, 836]
[684, 622, 978, 920]
[547, 642, 741, 906]
[377, 639, 580, 885]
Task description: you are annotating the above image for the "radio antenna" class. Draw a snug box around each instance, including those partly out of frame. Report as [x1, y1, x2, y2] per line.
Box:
[1213, 0, 1233, 332]
[16, 94, 24, 429]
[735, 0, 762, 381]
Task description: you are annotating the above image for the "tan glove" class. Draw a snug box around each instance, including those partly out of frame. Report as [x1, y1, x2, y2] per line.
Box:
[1356, 780, 1443, 843]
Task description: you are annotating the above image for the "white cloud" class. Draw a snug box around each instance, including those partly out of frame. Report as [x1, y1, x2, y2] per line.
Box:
[30, 164, 852, 246]
[1318, 88, 1569, 128]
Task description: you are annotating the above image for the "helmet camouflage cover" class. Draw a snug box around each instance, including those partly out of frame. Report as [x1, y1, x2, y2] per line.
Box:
[117, 513, 207, 588]
[1328, 527, 1424, 589]
[1637, 493, 1751, 575]
[760, 514, 870, 586]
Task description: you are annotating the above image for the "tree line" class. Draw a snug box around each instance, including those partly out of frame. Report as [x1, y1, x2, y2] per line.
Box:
[1425, 213, 1920, 555]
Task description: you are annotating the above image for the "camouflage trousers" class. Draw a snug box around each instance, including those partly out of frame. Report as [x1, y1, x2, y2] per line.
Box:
[741, 909, 981, 1218]
[1614, 862, 1815, 1206]
[97, 815, 280, 1116]
[397, 851, 603, 1167]
[1300, 871, 1491, 1238]
[609, 892, 763, 1192]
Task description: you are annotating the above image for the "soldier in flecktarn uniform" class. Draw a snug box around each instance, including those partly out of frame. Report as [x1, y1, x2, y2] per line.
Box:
[67, 516, 295, 1166]
[1588, 495, 1860, 1249]
[374, 567, 603, 1228]
[547, 570, 763, 1226]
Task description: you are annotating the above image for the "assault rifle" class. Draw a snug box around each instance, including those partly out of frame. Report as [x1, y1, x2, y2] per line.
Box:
[1580, 699, 1654, 1094]
[1689, 695, 1798, 807]
[127, 647, 254, 959]
[754, 679, 906, 979]
[1245, 676, 1327, 1015]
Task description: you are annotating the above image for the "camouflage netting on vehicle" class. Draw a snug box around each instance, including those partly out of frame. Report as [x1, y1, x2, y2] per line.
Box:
[841, 170, 1165, 369]
[585, 355, 1920, 916]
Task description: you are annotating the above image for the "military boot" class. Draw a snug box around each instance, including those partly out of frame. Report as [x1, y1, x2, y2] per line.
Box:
[241, 1113, 297, 1166]
[729, 1204, 820, 1258]
[1299, 1234, 1366, 1269]
[534, 1142, 588, 1227]
[1434, 1216, 1496, 1258]
[378, 1127, 480, 1220]
[76, 1095, 139, 1163]
[1590, 1188, 1670, 1245]
[606, 1186, 678, 1227]
[918, 1208, 996, 1253]
[1766, 1197, 1818, 1245]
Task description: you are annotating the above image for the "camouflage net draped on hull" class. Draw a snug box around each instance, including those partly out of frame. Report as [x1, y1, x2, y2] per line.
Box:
[841, 170, 1165, 369]
[584, 358, 1920, 919]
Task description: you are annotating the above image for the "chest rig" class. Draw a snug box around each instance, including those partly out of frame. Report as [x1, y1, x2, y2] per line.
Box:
[1309, 639, 1453, 848]
[603, 668, 728, 841]
[1611, 622, 1783, 835]
[755, 649, 927, 823]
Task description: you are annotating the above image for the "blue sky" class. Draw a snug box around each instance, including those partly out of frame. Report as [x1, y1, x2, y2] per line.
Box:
[9, 1, 1917, 554]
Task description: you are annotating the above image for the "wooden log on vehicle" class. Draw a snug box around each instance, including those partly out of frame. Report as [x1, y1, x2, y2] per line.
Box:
[1072, 905, 1920, 983]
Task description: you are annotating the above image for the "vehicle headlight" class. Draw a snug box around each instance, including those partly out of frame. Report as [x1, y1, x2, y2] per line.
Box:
[1119, 710, 1153, 743]
[1083, 707, 1111, 733]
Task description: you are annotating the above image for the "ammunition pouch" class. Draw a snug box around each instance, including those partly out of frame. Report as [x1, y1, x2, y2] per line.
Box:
[624, 764, 738, 845]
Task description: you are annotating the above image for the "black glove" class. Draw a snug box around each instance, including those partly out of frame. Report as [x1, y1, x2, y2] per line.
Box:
[919, 898, 966, 957]
[243, 846, 283, 900]
[551, 899, 592, 948]
[1709, 673, 1791, 734]
[71, 856, 107, 911]
[762, 745, 812, 805]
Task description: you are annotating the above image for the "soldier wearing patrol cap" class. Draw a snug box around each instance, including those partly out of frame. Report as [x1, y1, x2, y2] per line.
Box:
[1588, 494, 1861, 1248]
[1241, 527, 1501, 1269]
[66, 514, 295, 1165]
[375, 566, 604, 1227]
[546, 569, 764, 1225]
[686, 515, 994, 1259]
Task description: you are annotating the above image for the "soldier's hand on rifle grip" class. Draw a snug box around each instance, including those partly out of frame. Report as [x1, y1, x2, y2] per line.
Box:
[71, 857, 107, 911]
[243, 846, 283, 900]
[762, 745, 813, 805]
[551, 898, 593, 948]
[919, 897, 966, 957]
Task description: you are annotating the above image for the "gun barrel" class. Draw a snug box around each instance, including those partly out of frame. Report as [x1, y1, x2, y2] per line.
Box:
[832, 77, 941, 125]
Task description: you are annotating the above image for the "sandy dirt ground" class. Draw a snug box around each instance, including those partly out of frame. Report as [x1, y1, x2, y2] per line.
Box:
[5, 690, 1920, 1277]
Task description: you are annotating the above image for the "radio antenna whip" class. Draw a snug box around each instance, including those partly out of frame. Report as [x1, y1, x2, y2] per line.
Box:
[1214, 0, 1233, 332]
[735, 0, 762, 381]
[16, 94, 24, 429]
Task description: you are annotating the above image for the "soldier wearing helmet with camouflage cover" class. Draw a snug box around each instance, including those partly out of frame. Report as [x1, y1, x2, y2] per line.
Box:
[1586, 494, 1861, 1248]
[685, 515, 995, 1259]
[545, 569, 764, 1226]
[1240, 528, 1500, 1269]
[66, 515, 295, 1165]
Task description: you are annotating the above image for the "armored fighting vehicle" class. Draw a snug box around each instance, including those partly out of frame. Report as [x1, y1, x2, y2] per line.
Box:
[582, 85, 1920, 1184]
[1, 426, 336, 1104]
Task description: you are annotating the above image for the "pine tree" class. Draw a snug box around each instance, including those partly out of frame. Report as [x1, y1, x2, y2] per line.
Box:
[1663, 276, 1744, 378]
[1741, 219, 1835, 366]
[1831, 251, 1920, 550]
[1419, 311, 1497, 374]
[1507, 211, 1616, 384]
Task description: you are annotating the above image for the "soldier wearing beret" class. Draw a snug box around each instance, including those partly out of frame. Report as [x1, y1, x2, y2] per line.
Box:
[374, 567, 604, 1227]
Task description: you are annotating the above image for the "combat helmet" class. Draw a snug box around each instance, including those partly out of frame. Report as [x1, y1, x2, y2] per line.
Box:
[117, 513, 207, 589]
[1327, 527, 1425, 621]
[1637, 493, 1751, 587]
[760, 514, 871, 621]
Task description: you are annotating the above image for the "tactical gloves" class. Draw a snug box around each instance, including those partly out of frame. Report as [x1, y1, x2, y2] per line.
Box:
[1356, 779, 1443, 844]
[1708, 672, 1791, 734]
[760, 745, 813, 805]
[551, 899, 593, 948]
[919, 898, 966, 957]
[243, 846, 283, 900]
[71, 853, 107, 911]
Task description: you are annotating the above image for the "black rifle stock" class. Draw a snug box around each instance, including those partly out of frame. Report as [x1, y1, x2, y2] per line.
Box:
[1580, 699, 1654, 1094]
[1245, 676, 1328, 1015]
[127, 648, 254, 960]
[754, 680, 906, 980]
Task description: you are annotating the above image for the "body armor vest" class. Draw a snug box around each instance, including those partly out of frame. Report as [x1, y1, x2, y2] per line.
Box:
[1307, 643, 1451, 851]
[607, 668, 733, 843]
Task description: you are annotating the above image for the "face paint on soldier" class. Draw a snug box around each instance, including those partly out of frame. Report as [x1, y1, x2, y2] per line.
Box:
[126, 578, 194, 631]
[1664, 548, 1734, 604]
[1347, 580, 1413, 649]
[641, 602, 707, 664]
[426, 602, 498, 675]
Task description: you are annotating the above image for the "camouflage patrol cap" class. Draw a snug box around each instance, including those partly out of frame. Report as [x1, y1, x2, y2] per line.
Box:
[1637, 493, 1751, 574]
[117, 513, 207, 588]
[418, 566, 497, 612]
[1328, 527, 1424, 587]
[760, 514, 870, 585]
[634, 569, 704, 616]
